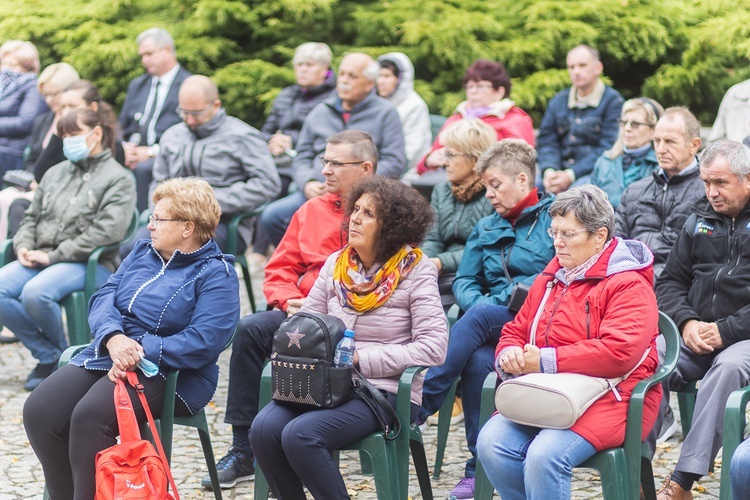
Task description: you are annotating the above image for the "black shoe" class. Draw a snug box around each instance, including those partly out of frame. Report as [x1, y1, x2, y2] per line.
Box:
[201, 447, 254, 490]
[24, 362, 56, 391]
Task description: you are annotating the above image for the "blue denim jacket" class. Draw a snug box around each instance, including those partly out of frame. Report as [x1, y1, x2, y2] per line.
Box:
[537, 85, 624, 179]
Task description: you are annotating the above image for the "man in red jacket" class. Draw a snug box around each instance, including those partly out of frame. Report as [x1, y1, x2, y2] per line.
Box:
[201, 130, 376, 490]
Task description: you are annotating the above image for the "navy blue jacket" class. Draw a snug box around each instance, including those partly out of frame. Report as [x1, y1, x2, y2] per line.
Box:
[536, 85, 623, 179]
[0, 76, 47, 162]
[71, 239, 240, 414]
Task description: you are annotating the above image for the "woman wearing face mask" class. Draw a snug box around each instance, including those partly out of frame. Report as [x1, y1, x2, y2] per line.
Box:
[0, 107, 136, 391]
[0, 40, 48, 177]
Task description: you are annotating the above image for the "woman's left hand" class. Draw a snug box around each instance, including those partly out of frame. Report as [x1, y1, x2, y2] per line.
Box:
[500, 344, 541, 375]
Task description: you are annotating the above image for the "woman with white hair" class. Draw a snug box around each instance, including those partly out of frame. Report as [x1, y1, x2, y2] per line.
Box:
[0, 40, 48, 177]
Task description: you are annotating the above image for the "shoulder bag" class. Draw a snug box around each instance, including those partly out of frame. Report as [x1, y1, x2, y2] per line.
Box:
[495, 278, 649, 429]
[95, 371, 179, 499]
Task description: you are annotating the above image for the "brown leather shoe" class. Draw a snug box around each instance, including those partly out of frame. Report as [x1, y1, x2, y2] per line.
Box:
[656, 475, 694, 500]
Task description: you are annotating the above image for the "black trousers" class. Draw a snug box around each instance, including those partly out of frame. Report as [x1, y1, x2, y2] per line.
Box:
[23, 364, 189, 500]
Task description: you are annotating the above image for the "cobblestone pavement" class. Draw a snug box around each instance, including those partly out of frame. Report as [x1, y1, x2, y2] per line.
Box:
[1, 263, 724, 499]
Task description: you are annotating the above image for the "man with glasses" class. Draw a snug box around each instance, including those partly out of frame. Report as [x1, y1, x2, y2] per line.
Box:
[120, 75, 280, 258]
[201, 130, 376, 490]
[615, 107, 704, 277]
[537, 45, 624, 193]
[256, 52, 405, 252]
[119, 28, 191, 211]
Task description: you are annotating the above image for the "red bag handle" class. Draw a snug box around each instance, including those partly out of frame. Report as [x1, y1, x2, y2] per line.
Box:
[113, 371, 181, 500]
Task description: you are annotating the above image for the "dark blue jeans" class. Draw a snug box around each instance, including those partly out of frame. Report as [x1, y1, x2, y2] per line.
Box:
[418, 303, 515, 476]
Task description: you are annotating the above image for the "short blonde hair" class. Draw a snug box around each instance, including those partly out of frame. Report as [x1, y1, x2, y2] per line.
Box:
[38, 63, 79, 93]
[439, 118, 497, 159]
[152, 178, 221, 243]
[0, 40, 40, 73]
[293, 42, 332, 67]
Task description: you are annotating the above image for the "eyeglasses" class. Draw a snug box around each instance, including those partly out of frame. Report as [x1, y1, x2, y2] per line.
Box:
[319, 156, 365, 168]
[464, 82, 495, 91]
[149, 215, 185, 228]
[618, 119, 653, 129]
[176, 104, 213, 119]
[547, 228, 588, 240]
[444, 150, 474, 160]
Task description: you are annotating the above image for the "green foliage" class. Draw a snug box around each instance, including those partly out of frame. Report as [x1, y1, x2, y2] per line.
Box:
[4, 0, 750, 129]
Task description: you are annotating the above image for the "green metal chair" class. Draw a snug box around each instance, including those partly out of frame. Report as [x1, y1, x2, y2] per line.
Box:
[719, 384, 750, 499]
[253, 363, 434, 500]
[0, 208, 139, 345]
[474, 311, 681, 500]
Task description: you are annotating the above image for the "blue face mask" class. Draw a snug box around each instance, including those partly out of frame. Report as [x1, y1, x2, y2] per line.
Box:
[137, 356, 159, 378]
[62, 130, 94, 162]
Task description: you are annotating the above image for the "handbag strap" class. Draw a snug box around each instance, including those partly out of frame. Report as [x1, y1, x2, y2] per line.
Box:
[125, 371, 181, 500]
[352, 367, 400, 441]
[529, 279, 557, 346]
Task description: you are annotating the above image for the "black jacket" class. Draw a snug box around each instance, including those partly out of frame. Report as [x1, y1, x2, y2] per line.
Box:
[656, 198, 750, 347]
[615, 162, 704, 276]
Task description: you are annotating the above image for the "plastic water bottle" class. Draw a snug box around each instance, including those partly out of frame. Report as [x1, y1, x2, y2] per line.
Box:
[333, 329, 356, 367]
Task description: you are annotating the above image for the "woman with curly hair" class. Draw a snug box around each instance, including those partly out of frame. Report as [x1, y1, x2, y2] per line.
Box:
[250, 176, 449, 500]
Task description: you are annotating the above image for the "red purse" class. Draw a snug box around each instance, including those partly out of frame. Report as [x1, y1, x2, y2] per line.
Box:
[94, 371, 180, 500]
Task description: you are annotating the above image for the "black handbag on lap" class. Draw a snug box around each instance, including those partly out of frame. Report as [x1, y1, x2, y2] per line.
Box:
[271, 312, 353, 409]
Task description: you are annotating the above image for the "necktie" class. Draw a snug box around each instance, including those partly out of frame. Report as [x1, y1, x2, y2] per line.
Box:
[139, 80, 160, 146]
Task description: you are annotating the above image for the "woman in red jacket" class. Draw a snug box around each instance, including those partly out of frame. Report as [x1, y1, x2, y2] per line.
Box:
[476, 185, 661, 499]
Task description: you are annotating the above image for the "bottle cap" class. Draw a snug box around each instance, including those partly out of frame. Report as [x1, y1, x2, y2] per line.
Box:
[344, 329, 355, 338]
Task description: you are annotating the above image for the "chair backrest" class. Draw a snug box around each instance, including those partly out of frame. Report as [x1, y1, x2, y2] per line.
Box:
[430, 114, 447, 142]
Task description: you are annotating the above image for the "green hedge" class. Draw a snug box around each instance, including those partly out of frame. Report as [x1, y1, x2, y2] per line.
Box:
[4, 0, 750, 128]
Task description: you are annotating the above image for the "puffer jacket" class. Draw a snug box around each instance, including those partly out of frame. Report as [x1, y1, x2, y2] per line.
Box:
[0, 74, 48, 163]
[497, 238, 661, 451]
[377, 52, 432, 168]
[301, 249, 448, 404]
[656, 198, 750, 347]
[536, 84, 623, 179]
[417, 99, 535, 174]
[453, 193, 556, 312]
[615, 162, 704, 276]
[260, 71, 337, 147]
[152, 108, 281, 244]
[71, 239, 240, 415]
[421, 181, 494, 274]
[13, 150, 136, 271]
[591, 147, 658, 208]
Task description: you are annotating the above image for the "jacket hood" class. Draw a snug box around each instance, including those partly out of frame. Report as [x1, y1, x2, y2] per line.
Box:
[145, 238, 235, 272]
[545, 237, 654, 282]
[190, 107, 227, 140]
[377, 52, 415, 107]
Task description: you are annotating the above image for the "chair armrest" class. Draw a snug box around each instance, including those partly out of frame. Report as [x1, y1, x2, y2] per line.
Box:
[479, 371, 499, 428]
[446, 303, 461, 329]
[227, 206, 266, 255]
[0, 239, 15, 267]
[394, 366, 426, 439]
[59, 344, 89, 367]
[723, 386, 750, 470]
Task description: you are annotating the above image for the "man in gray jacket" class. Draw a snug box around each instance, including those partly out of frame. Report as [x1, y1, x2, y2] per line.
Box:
[257, 52, 406, 249]
[120, 75, 281, 257]
[615, 107, 704, 277]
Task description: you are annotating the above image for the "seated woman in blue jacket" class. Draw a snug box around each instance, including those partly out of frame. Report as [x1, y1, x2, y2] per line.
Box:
[23, 177, 240, 500]
[417, 139, 556, 499]
[590, 97, 662, 208]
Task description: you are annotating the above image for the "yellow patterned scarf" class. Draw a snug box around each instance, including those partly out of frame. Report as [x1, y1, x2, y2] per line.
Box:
[333, 245, 423, 313]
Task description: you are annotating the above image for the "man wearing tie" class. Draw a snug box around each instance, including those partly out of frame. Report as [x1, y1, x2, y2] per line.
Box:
[119, 28, 191, 211]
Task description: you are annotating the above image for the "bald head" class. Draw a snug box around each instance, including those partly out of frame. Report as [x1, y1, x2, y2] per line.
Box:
[178, 75, 221, 130]
[336, 53, 379, 110]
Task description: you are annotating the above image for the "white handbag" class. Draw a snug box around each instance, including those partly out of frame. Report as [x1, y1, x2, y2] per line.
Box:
[494, 278, 649, 429]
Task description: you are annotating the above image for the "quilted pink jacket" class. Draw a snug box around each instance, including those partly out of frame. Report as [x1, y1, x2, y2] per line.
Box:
[301, 249, 449, 405]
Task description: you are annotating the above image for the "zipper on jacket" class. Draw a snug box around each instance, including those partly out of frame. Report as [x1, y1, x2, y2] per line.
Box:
[659, 180, 669, 232]
[585, 300, 591, 339]
[543, 284, 568, 346]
